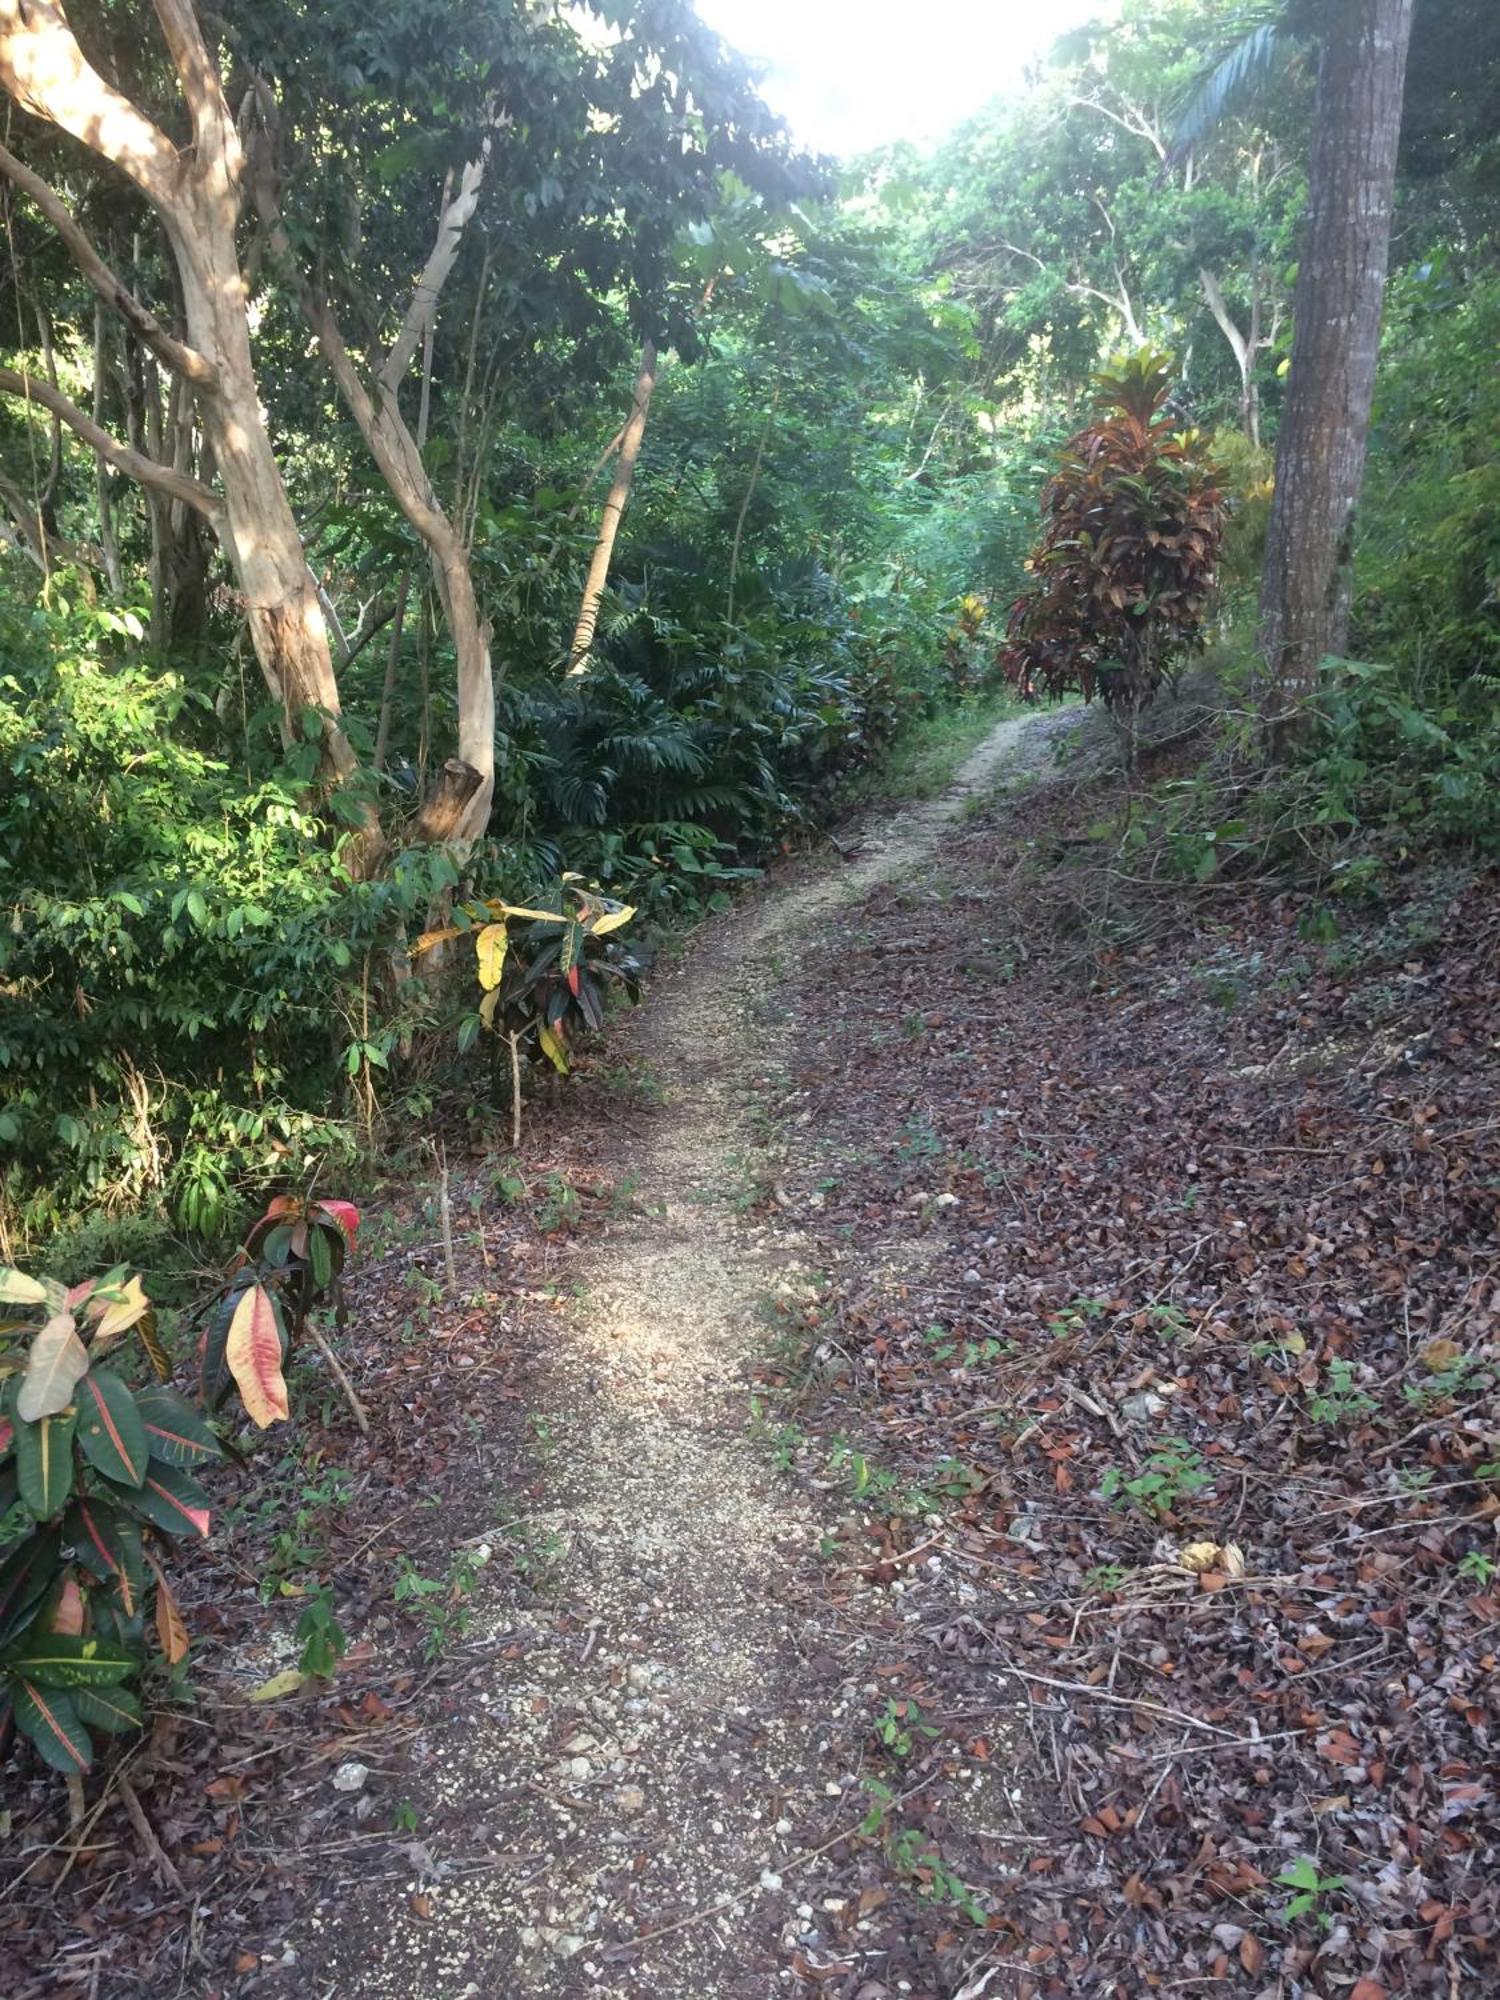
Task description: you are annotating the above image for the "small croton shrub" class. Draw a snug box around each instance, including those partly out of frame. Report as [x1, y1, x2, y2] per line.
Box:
[0, 1193, 359, 1774]
[415, 881, 639, 1136]
[0, 1266, 217, 1771]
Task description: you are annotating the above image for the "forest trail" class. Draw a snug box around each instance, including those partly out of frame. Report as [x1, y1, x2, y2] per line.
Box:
[305, 706, 1069, 1998]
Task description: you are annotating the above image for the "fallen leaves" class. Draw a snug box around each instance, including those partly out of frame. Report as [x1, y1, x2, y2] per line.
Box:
[777, 794, 1500, 1995]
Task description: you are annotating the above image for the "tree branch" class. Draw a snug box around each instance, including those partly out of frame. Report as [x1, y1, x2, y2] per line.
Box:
[1198, 264, 1249, 370]
[0, 0, 183, 214]
[0, 366, 222, 521]
[149, 0, 237, 181]
[379, 124, 502, 397]
[0, 140, 218, 386]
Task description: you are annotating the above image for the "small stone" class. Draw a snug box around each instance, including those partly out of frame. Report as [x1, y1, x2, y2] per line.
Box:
[617, 1785, 646, 1814]
[569, 1757, 592, 1782]
[963, 1268, 981, 1286]
[760, 1870, 783, 1892]
[1122, 1389, 1166, 1424]
[331, 1761, 369, 1793]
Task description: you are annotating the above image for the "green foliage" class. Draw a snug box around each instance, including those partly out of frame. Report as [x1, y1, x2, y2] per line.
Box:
[1100, 1437, 1213, 1519]
[1275, 1854, 1346, 1929]
[0, 1263, 219, 1773]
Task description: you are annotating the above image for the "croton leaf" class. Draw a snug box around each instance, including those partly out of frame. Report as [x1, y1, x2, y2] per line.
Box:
[537, 1021, 570, 1074]
[12, 1679, 92, 1773]
[115, 1464, 211, 1539]
[308, 1224, 333, 1293]
[76, 1369, 150, 1488]
[15, 1409, 77, 1518]
[201, 1275, 256, 1407]
[225, 1284, 290, 1429]
[73, 1681, 142, 1734]
[475, 921, 508, 992]
[133, 1388, 222, 1468]
[135, 1310, 172, 1384]
[88, 1274, 150, 1349]
[314, 1200, 359, 1251]
[47, 1572, 85, 1637]
[153, 1567, 189, 1666]
[17, 1313, 89, 1422]
[0, 1268, 47, 1307]
[66, 1497, 145, 1616]
[588, 903, 635, 938]
[0, 1528, 63, 1650]
[2, 1628, 135, 1687]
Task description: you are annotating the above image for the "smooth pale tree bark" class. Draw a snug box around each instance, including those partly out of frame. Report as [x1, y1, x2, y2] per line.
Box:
[252, 98, 498, 846]
[1257, 0, 1415, 753]
[567, 342, 657, 675]
[1198, 265, 1262, 444]
[0, 0, 359, 795]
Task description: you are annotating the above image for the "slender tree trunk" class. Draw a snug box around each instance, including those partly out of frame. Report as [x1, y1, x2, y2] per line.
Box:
[1256, 0, 1415, 754]
[251, 122, 495, 845]
[726, 381, 779, 627]
[171, 203, 351, 763]
[91, 300, 123, 593]
[567, 341, 657, 675]
[1198, 266, 1259, 445]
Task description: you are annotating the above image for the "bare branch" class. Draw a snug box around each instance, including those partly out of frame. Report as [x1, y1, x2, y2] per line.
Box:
[379, 125, 502, 397]
[0, 140, 218, 386]
[0, 365, 222, 521]
[0, 0, 183, 213]
[1198, 265, 1249, 370]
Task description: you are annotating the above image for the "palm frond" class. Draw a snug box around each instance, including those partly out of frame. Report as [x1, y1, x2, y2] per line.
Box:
[1166, 19, 1288, 167]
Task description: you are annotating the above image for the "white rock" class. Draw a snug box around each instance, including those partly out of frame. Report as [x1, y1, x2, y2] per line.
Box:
[331, 1761, 369, 1793]
[760, 1870, 783, 1892]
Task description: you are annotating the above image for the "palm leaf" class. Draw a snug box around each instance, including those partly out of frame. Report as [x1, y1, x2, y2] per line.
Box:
[1167, 20, 1288, 166]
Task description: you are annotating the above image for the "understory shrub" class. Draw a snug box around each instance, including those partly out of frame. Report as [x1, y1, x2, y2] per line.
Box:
[1001, 350, 1226, 749]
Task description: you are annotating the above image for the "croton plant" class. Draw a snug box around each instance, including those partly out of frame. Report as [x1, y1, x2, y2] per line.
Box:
[0, 1193, 358, 1774]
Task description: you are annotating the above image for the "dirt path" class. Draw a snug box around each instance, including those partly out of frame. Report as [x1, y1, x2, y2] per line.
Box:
[303, 708, 1073, 1999]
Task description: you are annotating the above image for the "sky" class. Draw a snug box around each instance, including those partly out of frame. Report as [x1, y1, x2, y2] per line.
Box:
[692, 0, 1108, 159]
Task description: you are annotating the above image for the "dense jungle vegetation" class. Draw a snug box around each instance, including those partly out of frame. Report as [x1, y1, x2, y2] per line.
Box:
[0, 0, 1495, 1269]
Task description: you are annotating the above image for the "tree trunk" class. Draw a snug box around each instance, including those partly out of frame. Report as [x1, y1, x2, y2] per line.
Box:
[567, 341, 657, 675]
[170, 198, 353, 768]
[250, 124, 494, 846]
[91, 300, 123, 594]
[1256, 0, 1415, 754]
[1198, 266, 1259, 445]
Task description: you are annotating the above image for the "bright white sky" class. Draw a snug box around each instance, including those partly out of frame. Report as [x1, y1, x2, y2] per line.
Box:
[693, 0, 1109, 158]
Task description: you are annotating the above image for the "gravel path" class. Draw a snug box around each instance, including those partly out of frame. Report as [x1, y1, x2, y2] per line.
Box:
[300, 708, 1070, 1999]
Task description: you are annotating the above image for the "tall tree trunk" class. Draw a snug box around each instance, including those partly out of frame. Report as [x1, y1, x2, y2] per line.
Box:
[567, 341, 657, 676]
[91, 300, 123, 594]
[1256, 0, 1415, 754]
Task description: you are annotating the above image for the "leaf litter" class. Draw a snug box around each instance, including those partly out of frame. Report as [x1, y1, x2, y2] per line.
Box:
[2, 704, 1495, 1998]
